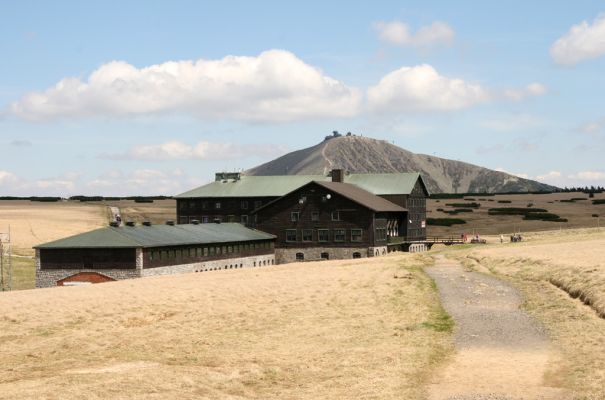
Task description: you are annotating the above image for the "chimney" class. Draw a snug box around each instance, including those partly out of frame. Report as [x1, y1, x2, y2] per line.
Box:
[125, 221, 135, 227]
[215, 172, 241, 182]
[166, 220, 175, 226]
[142, 221, 152, 226]
[331, 169, 344, 183]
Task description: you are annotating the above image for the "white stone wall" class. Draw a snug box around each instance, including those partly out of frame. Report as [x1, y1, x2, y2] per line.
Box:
[275, 247, 370, 264]
[35, 268, 141, 288]
[141, 254, 275, 277]
[368, 246, 388, 257]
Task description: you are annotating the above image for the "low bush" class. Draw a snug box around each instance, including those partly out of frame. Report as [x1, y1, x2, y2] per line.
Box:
[488, 207, 548, 216]
[497, 200, 512, 203]
[427, 218, 466, 226]
[592, 214, 599, 218]
[592, 199, 605, 205]
[445, 202, 480, 208]
[523, 212, 567, 222]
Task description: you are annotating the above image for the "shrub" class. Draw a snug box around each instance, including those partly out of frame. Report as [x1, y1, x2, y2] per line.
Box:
[488, 207, 548, 216]
[592, 214, 599, 218]
[443, 209, 474, 215]
[427, 218, 466, 226]
[522, 212, 567, 222]
[497, 200, 512, 203]
[592, 199, 605, 205]
[527, 203, 534, 207]
[445, 202, 480, 208]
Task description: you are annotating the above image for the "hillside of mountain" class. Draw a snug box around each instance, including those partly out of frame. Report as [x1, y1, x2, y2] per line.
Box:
[246, 135, 557, 193]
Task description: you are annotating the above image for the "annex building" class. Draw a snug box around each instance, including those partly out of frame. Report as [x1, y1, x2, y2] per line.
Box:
[35, 222, 275, 288]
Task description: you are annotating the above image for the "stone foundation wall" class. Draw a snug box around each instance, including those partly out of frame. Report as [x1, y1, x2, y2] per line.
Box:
[368, 246, 388, 257]
[141, 254, 275, 277]
[36, 267, 141, 288]
[275, 247, 370, 264]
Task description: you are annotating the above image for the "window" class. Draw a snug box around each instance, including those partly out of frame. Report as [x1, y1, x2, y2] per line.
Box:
[179, 201, 186, 210]
[202, 216, 209, 223]
[209, 247, 215, 256]
[202, 201, 208, 210]
[296, 253, 304, 261]
[203, 247, 208, 256]
[376, 228, 387, 241]
[228, 215, 236, 223]
[241, 215, 249, 225]
[222, 246, 227, 254]
[215, 202, 221, 209]
[334, 229, 346, 242]
[351, 229, 362, 242]
[291, 211, 300, 222]
[254, 200, 262, 209]
[321, 252, 329, 260]
[302, 229, 313, 242]
[241, 200, 248, 210]
[228, 245, 233, 253]
[331, 211, 340, 221]
[189, 201, 196, 209]
[318, 229, 329, 242]
[311, 211, 319, 221]
[286, 229, 297, 242]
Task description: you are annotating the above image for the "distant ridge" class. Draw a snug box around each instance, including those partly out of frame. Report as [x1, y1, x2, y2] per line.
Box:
[246, 135, 557, 194]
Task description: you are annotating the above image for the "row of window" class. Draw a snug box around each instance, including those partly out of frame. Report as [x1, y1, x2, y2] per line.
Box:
[180, 200, 264, 211]
[148, 241, 273, 262]
[290, 210, 341, 222]
[285, 228, 363, 243]
[407, 197, 426, 208]
[295, 252, 362, 261]
[179, 215, 255, 225]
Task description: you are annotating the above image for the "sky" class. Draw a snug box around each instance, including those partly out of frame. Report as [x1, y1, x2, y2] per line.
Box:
[1, 0, 605, 196]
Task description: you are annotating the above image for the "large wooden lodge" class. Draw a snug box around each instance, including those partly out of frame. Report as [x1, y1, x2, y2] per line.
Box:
[34, 169, 429, 286]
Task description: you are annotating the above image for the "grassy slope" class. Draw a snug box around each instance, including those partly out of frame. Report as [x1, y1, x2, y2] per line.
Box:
[0, 254, 452, 400]
[448, 228, 605, 399]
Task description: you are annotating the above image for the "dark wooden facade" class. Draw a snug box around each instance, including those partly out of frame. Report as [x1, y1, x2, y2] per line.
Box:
[379, 179, 428, 241]
[253, 182, 405, 249]
[40, 248, 137, 270]
[176, 196, 276, 226]
[141, 240, 274, 268]
[39, 240, 274, 270]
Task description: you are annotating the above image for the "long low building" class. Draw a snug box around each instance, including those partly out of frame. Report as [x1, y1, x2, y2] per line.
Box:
[35, 222, 276, 288]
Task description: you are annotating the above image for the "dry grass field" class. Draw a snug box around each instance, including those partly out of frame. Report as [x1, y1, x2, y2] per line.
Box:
[0, 200, 108, 256]
[0, 254, 452, 400]
[428, 191, 605, 237]
[445, 228, 605, 399]
[96, 199, 176, 225]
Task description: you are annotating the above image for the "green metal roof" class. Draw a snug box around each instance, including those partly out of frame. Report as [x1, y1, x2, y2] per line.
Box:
[35, 223, 275, 249]
[175, 173, 425, 198]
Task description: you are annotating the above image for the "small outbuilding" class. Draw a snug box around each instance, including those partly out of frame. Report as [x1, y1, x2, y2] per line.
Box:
[35, 222, 276, 288]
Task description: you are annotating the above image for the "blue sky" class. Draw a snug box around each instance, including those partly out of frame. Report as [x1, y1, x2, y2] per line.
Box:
[2, 1, 605, 195]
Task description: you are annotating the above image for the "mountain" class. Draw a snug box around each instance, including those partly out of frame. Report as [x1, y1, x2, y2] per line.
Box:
[246, 134, 557, 194]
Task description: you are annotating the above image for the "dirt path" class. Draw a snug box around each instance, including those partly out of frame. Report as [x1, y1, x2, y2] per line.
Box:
[425, 256, 566, 400]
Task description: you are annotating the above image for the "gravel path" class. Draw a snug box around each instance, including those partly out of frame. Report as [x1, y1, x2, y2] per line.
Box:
[425, 256, 566, 400]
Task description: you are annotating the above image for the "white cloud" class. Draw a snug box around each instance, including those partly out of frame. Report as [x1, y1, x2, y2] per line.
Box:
[503, 83, 548, 101]
[495, 168, 529, 179]
[570, 171, 605, 181]
[373, 21, 455, 47]
[0, 170, 18, 186]
[105, 140, 289, 161]
[10, 50, 362, 122]
[551, 14, 605, 65]
[367, 64, 489, 113]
